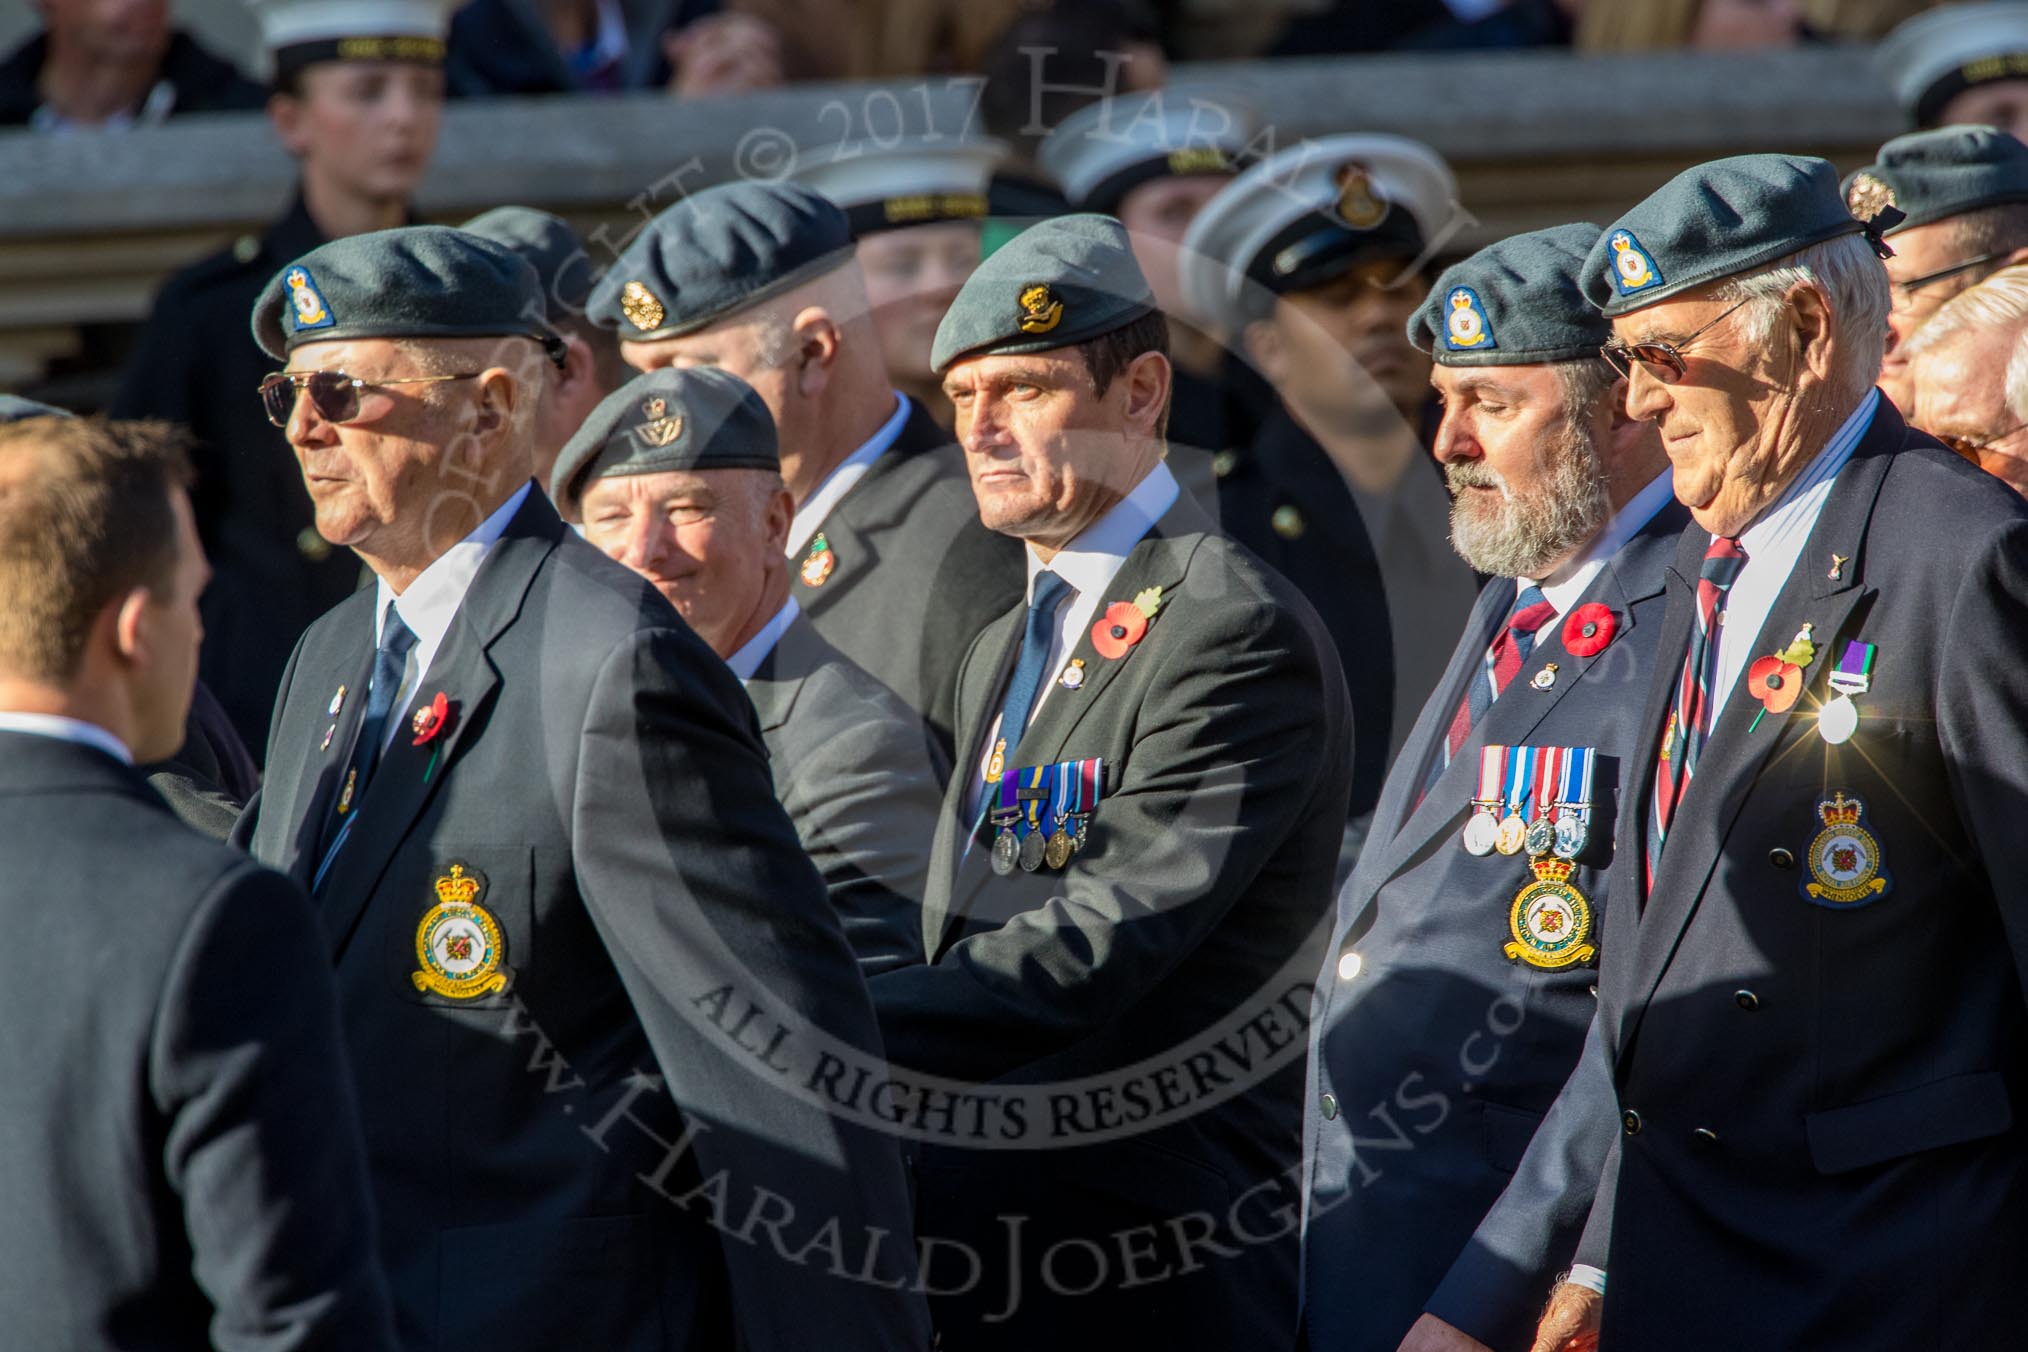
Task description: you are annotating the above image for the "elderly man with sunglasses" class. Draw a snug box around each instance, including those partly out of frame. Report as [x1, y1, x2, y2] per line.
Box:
[1905, 263, 2028, 495]
[1529, 155, 2028, 1352]
[1841, 126, 2028, 416]
[235, 226, 931, 1352]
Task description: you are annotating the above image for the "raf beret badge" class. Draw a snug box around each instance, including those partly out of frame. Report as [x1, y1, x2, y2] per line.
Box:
[286, 266, 335, 333]
[1845, 172, 1899, 223]
[636, 396, 682, 448]
[620, 280, 667, 333]
[1444, 286, 1496, 351]
[1607, 230, 1664, 296]
[1018, 284, 1065, 335]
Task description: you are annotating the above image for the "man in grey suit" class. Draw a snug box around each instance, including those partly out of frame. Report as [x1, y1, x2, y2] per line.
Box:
[589, 180, 1024, 766]
[554, 366, 944, 975]
[237, 227, 930, 1351]
[0, 415, 396, 1350]
[869, 216, 1354, 1350]
[1300, 225, 1684, 1352]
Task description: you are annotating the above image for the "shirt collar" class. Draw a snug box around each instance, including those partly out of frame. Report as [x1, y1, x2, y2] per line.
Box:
[728, 596, 803, 681]
[1525, 469, 1677, 613]
[1739, 388, 1878, 556]
[0, 712, 132, 765]
[375, 480, 533, 651]
[1025, 460, 1181, 603]
[786, 392, 910, 556]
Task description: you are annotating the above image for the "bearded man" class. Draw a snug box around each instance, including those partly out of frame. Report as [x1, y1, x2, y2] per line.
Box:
[1299, 224, 1685, 1352]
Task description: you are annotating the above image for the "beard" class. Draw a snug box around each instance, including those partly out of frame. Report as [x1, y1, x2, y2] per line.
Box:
[1445, 420, 1612, 579]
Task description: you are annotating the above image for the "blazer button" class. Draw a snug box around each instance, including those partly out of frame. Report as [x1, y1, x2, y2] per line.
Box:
[1691, 1127, 1720, 1147]
[1734, 989, 1759, 1011]
[1321, 1093, 1339, 1121]
[1769, 847, 1796, 869]
[1622, 1109, 1642, 1136]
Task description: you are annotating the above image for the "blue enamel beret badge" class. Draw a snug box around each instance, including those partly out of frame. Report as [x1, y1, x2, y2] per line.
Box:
[284, 266, 335, 333]
[1443, 285, 1496, 351]
[1607, 230, 1664, 297]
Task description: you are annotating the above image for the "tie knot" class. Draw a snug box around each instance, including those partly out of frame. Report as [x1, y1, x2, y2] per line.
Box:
[1030, 570, 1073, 615]
[1700, 536, 1747, 588]
[1508, 587, 1555, 636]
[380, 601, 418, 657]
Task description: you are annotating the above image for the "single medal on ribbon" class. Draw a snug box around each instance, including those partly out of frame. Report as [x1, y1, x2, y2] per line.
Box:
[1045, 761, 1076, 870]
[990, 770, 1022, 876]
[1071, 756, 1102, 851]
[1462, 745, 1502, 856]
[1496, 747, 1534, 856]
[1553, 747, 1595, 860]
[1525, 746, 1561, 857]
[1818, 640, 1875, 746]
[1018, 764, 1050, 872]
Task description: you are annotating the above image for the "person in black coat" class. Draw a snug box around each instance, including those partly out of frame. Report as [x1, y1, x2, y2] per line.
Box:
[237, 226, 931, 1351]
[1536, 154, 2028, 1351]
[112, 0, 448, 760]
[0, 414, 395, 1351]
[0, 0, 263, 129]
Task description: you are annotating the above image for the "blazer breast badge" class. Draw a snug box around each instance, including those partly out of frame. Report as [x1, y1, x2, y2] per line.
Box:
[412, 863, 514, 999]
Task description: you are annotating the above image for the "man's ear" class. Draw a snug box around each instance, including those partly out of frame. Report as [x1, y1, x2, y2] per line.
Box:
[267, 90, 308, 156]
[763, 484, 794, 555]
[790, 307, 839, 400]
[1788, 281, 1837, 384]
[1244, 317, 1285, 386]
[111, 587, 152, 670]
[1121, 350, 1172, 439]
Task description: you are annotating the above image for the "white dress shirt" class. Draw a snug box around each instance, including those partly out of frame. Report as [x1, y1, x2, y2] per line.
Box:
[1520, 470, 1678, 619]
[727, 597, 802, 681]
[1707, 389, 1877, 732]
[0, 712, 132, 765]
[963, 460, 1181, 816]
[369, 480, 532, 747]
[786, 393, 910, 557]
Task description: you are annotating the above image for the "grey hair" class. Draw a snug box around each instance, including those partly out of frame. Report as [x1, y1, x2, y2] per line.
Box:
[1901, 262, 2028, 420]
[1721, 232, 1891, 402]
[1555, 357, 1620, 430]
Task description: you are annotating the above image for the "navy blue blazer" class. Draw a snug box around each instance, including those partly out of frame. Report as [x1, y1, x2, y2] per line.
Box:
[1302, 495, 1688, 1351]
[1577, 401, 2028, 1348]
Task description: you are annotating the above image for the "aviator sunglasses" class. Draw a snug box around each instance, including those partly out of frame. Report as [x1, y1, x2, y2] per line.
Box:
[1599, 296, 1753, 384]
[258, 369, 482, 428]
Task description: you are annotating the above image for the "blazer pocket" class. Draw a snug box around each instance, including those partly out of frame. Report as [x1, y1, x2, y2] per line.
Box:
[438, 1213, 667, 1350]
[1482, 1101, 1545, 1175]
[1806, 1070, 2014, 1175]
[387, 847, 533, 1009]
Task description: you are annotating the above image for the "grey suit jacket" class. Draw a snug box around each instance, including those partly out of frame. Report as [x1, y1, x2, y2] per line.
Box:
[791, 397, 1025, 771]
[240, 489, 930, 1352]
[0, 733, 395, 1351]
[1301, 499, 1688, 1352]
[747, 613, 946, 975]
[871, 491, 1353, 1351]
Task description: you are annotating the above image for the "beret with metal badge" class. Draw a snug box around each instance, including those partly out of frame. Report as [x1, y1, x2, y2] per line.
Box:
[1581, 154, 1897, 318]
[1844, 125, 2028, 235]
[251, 224, 557, 360]
[550, 366, 778, 512]
[930, 213, 1155, 373]
[1410, 222, 1606, 366]
[460, 206, 598, 323]
[587, 181, 853, 342]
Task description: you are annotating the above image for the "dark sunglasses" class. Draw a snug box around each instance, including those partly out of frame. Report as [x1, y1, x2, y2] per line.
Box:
[1892, 252, 2002, 302]
[1599, 296, 1753, 384]
[258, 369, 481, 428]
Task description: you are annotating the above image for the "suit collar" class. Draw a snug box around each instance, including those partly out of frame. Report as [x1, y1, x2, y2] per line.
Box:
[0, 729, 155, 801]
[744, 614, 830, 733]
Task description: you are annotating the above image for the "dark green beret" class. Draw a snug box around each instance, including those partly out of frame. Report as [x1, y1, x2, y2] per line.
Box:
[930, 214, 1154, 373]
[0, 395, 73, 422]
[252, 225, 554, 360]
[550, 367, 778, 512]
[1409, 223, 1605, 366]
[587, 182, 851, 342]
[1844, 127, 2028, 235]
[1581, 155, 1881, 318]
[460, 206, 596, 322]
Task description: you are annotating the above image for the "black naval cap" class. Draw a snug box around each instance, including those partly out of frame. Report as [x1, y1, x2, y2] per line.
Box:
[460, 206, 597, 323]
[252, 224, 558, 360]
[930, 214, 1155, 373]
[1581, 154, 1895, 318]
[550, 367, 778, 512]
[1410, 223, 1606, 366]
[588, 181, 852, 342]
[1844, 126, 2028, 235]
[0, 394, 74, 422]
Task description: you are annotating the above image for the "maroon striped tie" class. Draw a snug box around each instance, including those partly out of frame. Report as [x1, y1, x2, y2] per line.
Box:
[1648, 536, 1748, 884]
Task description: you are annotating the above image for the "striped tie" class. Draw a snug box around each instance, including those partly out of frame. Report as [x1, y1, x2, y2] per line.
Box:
[1648, 536, 1748, 882]
[1425, 587, 1556, 798]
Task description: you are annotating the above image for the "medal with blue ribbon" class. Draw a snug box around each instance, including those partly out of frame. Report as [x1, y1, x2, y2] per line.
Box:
[1553, 747, 1594, 860]
[1496, 747, 1535, 855]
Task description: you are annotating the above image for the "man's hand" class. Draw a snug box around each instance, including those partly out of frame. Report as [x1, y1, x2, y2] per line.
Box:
[1530, 1282, 1602, 1352]
[663, 13, 783, 98]
[1397, 1313, 1494, 1352]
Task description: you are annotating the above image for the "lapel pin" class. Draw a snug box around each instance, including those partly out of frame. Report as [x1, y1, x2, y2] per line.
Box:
[1531, 663, 1558, 690]
[320, 723, 336, 751]
[1828, 554, 1847, 581]
[328, 683, 347, 716]
[1059, 658, 1086, 690]
[799, 533, 835, 588]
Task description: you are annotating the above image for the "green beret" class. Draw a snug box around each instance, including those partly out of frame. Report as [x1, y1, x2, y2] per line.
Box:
[460, 206, 596, 322]
[1410, 223, 1605, 366]
[252, 225, 555, 360]
[1582, 155, 1880, 318]
[550, 367, 778, 512]
[587, 182, 851, 342]
[1845, 126, 2028, 235]
[0, 395, 73, 422]
[930, 214, 1154, 373]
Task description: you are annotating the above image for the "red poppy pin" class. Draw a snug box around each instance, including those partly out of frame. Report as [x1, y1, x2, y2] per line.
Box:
[1746, 623, 1816, 728]
[1092, 586, 1163, 660]
[1562, 603, 1617, 658]
[411, 691, 452, 746]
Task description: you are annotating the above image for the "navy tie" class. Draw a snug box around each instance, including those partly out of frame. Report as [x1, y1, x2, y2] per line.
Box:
[993, 571, 1074, 765]
[315, 600, 417, 888]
